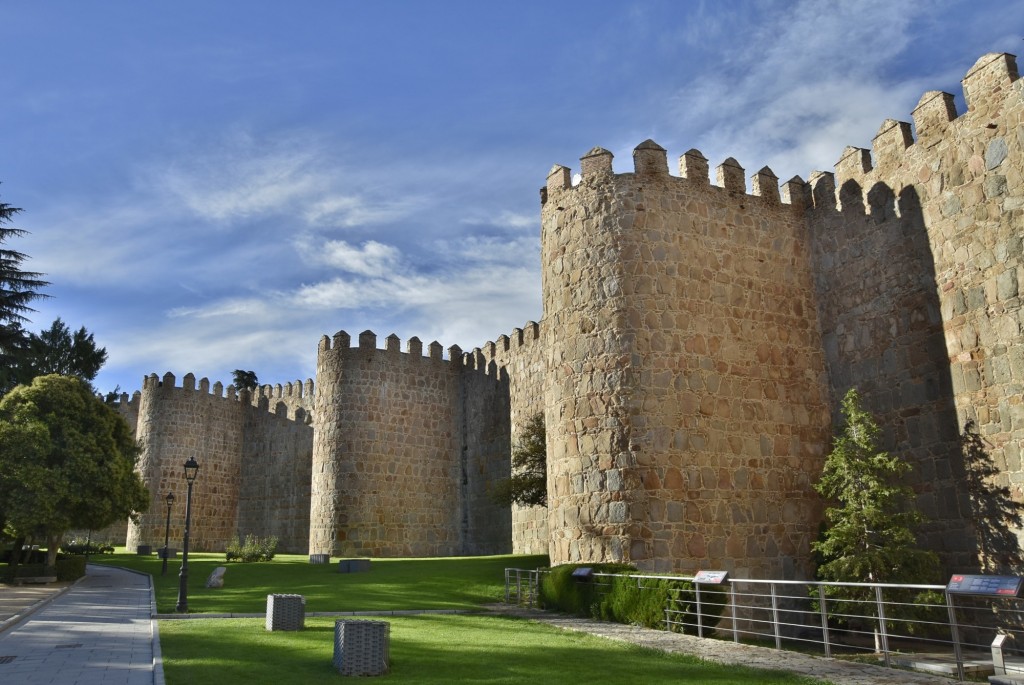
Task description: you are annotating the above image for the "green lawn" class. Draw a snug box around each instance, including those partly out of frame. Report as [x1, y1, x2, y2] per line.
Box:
[91, 551, 548, 614]
[160, 615, 833, 685]
[93, 551, 834, 684]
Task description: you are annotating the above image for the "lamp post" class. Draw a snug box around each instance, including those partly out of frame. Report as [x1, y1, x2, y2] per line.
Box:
[175, 457, 199, 613]
[161, 492, 175, 576]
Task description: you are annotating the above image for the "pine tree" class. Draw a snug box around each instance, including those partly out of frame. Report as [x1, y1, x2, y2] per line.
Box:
[0, 197, 49, 380]
[10, 318, 108, 390]
[812, 388, 937, 585]
[232, 369, 259, 392]
[812, 389, 942, 651]
[491, 413, 547, 507]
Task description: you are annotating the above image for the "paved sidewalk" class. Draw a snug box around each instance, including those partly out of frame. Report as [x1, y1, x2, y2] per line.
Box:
[489, 605, 960, 685]
[0, 564, 160, 684]
[0, 581, 73, 631]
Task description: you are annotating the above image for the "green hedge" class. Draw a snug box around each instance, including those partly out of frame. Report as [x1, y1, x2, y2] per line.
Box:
[539, 563, 634, 617]
[6, 555, 87, 581]
[539, 563, 727, 634]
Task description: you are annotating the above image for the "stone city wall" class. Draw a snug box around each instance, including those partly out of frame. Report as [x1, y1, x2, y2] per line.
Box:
[119, 51, 1022, 579]
[127, 373, 246, 552]
[125, 373, 314, 553]
[236, 382, 315, 553]
[481, 321, 550, 554]
[455, 347, 513, 555]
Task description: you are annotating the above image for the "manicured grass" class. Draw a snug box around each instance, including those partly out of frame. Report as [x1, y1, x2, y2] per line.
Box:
[97, 551, 835, 683]
[160, 615, 834, 685]
[91, 551, 549, 614]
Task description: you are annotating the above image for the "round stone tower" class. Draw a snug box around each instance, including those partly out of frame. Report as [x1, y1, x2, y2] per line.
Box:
[540, 141, 831, 576]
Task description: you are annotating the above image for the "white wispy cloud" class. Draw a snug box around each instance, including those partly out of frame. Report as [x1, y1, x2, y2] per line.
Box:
[663, 0, 949, 181]
[303, 194, 425, 228]
[459, 209, 536, 229]
[297, 239, 402, 276]
[23, 201, 175, 285]
[148, 130, 428, 231]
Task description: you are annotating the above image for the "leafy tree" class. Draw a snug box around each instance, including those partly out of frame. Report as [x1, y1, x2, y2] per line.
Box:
[0, 375, 149, 568]
[491, 413, 547, 507]
[0, 197, 49, 385]
[812, 389, 940, 649]
[232, 369, 259, 392]
[8, 318, 108, 390]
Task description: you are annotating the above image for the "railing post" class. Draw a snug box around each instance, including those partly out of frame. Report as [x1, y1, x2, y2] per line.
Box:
[696, 583, 704, 638]
[875, 584, 891, 668]
[946, 591, 965, 682]
[531, 569, 539, 608]
[770, 582, 782, 650]
[818, 584, 832, 658]
[730, 584, 738, 643]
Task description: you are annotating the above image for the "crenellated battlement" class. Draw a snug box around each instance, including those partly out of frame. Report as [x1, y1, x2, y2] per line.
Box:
[543, 139, 807, 210]
[316, 327, 512, 380]
[318, 328, 446, 361]
[473, 320, 544, 370]
[109, 390, 142, 411]
[812, 51, 1020, 211]
[137, 370, 314, 423]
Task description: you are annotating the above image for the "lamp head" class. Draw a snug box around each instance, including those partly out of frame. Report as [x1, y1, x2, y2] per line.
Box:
[184, 456, 199, 483]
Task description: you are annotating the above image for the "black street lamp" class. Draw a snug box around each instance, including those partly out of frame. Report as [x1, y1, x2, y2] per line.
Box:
[175, 457, 200, 613]
[161, 492, 175, 576]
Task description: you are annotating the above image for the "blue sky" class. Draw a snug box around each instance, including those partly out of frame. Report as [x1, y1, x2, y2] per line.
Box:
[2, 0, 1020, 395]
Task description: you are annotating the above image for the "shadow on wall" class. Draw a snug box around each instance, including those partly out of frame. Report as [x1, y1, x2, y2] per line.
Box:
[813, 179, 974, 572]
[961, 419, 1024, 574]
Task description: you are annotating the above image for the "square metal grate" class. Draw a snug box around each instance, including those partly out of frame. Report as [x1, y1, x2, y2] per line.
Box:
[54, 644, 82, 649]
[0, 656, 16, 664]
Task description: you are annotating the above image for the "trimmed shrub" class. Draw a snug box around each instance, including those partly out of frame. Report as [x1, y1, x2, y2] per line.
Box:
[539, 563, 634, 617]
[55, 555, 87, 580]
[225, 534, 278, 562]
[61, 542, 115, 555]
[540, 563, 727, 635]
[5, 555, 87, 581]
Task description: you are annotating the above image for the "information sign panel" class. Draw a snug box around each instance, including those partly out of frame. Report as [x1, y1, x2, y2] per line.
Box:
[946, 574, 1023, 597]
[693, 570, 729, 584]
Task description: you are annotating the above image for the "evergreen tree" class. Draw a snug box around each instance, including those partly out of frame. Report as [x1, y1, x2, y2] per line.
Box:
[491, 413, 547, 507]
[812, 388, 938, 584]
[11, 318, 108, 389]
[0, 197, 49, 384]
[232, 369, 259, 392]
[812, 389, 941, 651]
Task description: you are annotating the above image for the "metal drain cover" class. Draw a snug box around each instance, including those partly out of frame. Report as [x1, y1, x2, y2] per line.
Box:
[54, 643, 82, 649]
[0, 656, 16, 664]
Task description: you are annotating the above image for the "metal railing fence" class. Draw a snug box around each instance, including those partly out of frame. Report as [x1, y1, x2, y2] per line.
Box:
[504, 567, 1024, 682]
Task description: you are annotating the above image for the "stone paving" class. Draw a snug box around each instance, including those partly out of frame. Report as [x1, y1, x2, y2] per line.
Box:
[0, 565, 159, 684]
[0, 582, 71, 631]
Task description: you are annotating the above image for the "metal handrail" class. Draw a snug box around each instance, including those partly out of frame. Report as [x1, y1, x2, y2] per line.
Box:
[503, 567, 1024, 683]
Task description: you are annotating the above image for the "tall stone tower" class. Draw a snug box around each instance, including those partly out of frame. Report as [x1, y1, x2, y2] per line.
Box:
[540, 141, 831, 577]
[308, 330, 511, 558]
